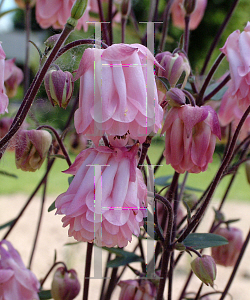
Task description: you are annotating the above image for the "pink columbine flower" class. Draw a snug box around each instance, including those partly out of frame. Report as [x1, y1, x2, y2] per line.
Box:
[171, 0, 207, 30]
[162, 104, 221, 173]
[118, 279, 157, 300]
[4, 58, 24, 98]
[0, 44, 9, 115]
[74, 43, 163, 145]
[55, 145, 147, 248]
[211, 227, 243, 267]
[0, 240, 40, 300]
[220, 22, 250, 110]
[35, 0, 90, 31]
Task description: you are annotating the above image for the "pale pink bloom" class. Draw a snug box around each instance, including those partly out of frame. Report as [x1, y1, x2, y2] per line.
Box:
[162, 104, 221, 173]
[55, 145, 147, 247]
[74, 43, 163, 145]
[4, 58, 24, 98]
[0, 240, 40, 300]
[0, 44, 9, 115]
[35, 0, 90, 31]
[220, 22, 250, 110]
[171, 0, 207, 30]
[118, 279, 157, 300]
[211, 227, 243, 267]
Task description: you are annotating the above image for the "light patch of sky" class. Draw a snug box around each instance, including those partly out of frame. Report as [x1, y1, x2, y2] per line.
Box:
[0, 0, 18, 32]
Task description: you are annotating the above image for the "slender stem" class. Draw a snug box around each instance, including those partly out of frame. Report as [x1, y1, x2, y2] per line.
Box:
[177, 270, 193, 300]
[185, 246, 202, 258]
[184, 16, 190, 55]
[99, 253, 111, 300]
[28, 174, 47, 269]
[40, 261, 68, 287]
[194, 283, 203, 300]
[159, 0, 175, 52]
[108, 0, 113, 44]
[177, 105, 250, 243]
[154, 152, 164, 174]
[196, 53, 225, 106]
[96, 0, 110, 45]
[167, 252, 174, 300]
[103, 268, 118, 300]
[203, 74, 230, 103]
[36, 125, 72, 167]
[178, 172, 189, 202]
[121, 17, 127, 43]
[24, 2, 31, 94]
[219, 228, 250, 300]
[200, 0, 240, 75]
[138, 136, 153, 169]
[0, 23, 74, 157]
[83, 243, 94, 300]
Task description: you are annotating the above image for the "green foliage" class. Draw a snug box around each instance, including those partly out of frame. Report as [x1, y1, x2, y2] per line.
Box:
[183, 233, 228, 250]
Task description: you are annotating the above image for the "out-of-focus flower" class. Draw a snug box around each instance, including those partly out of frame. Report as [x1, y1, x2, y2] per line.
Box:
[69, 132, 88, 154]
[0, 240, 40, 300]
[211, 226, 243, 267]
[74, 43, 163, 145]
[155, 51, 190, 90]
[166, 88, 186, 107]
[15, 129, 52, 172]
[0, 45, 9, 115]
[4, 58, 24, 98]
[44, 67, 74, 108]
[162, 104, 221, 173]
[35, 0, 90, 31]
[220, 22, 250, 110]
[171, 0, 207, 30]
[118, 279, 157, 300]
[51, 267, 80, 300]
[14, 0, 36, 8]
[191, 255, 216, 287]
[55, 145, 147, 247]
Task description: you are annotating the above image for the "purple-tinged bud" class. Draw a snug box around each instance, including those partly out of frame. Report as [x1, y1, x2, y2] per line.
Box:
[211, 227, 243, 267]
[44, 67, 74, 109]
[118, 279, 157, 300]
[44, 34, 61, 50]
[166, 88, 186, 107]
[191, 255, 216, 287]
[184, 0, 197, 15]
[155, 51, 190, 88]
[4, 59, 24, 98]
[15, 129, 52, 172]
[14, 0, 36, 9]
[51, 267, 81, 300]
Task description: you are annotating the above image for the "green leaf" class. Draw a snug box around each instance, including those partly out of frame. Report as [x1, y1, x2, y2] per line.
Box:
[205, 82, 228, 101]
[155, 175, 173, 186]
[224, 218, 240, 225]
[0, 170, 18, 178]
[68, 176, 74, 185]
[38, 290, 52, 299]
[49, 154, 66, 160]
[102, 247, 143, 268]
[158, 77, 170, 90]
[183, 233, 228, 250]
[0, 219, 15, 230]
[48, 201, 56, 212]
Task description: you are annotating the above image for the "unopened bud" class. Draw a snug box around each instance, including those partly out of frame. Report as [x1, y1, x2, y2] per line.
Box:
[211, 227, 243, 267]
[67, 0, 88, 27]
[166, 88, 186, 107]
[184, 0, 197, 15]
[44, 67, 74, 109]
[15, 130, 52, 172]
[51, 267, 80, 300]
[118, 279, 157, 300]
[155, 51, 190, 88]
[121, 0, 132, 18]
[191, 255, 216, 287]
[44, 34, 61, 50]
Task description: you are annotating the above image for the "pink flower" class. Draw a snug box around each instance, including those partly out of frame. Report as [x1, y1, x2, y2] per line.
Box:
[162, 104, 221, 173]
[0, 45, 9, 115]
[55, 145, 147, 247]
[220, 22, 250, 110]
[0, 240, 40, 300]
[211, 227, 243, 267]
[118, 279, 157, 300]
[74, 43, 163, 145]
[171, 0, 207, 30]
[35, 0, 90, 31]
[4, 58, 24, 98]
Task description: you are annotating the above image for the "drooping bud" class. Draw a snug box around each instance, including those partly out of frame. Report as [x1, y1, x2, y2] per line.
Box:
[184, 0, 197, 15]
[118, 279, 157, 300]
[44, 34, 61, 50]
[155, 51, 190, 89]
[4, 59, 24, 98]
[14, 0, 36, 9]
[51, 267, 81, 300]
[44, 67, 74, 109]
[211, 227, 243, 267]
[15, 129, 52, 172]
[191, 255, 216, 287]
[166, 88, 186, 107]
[67, 0, 88, 28]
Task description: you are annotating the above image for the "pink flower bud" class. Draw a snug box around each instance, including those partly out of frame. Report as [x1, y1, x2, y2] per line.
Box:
[118, 279, 157, 300]
[155, 51, 190, 88]
[4, 59, 24, 98]
[51, 267, 80, 300]
[211, 227, 243, 267]
[166, 88, 186, 107]
[15, 129, 52, 172]
[191, 255, 216, 287]
[44, 67, 74, 109]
